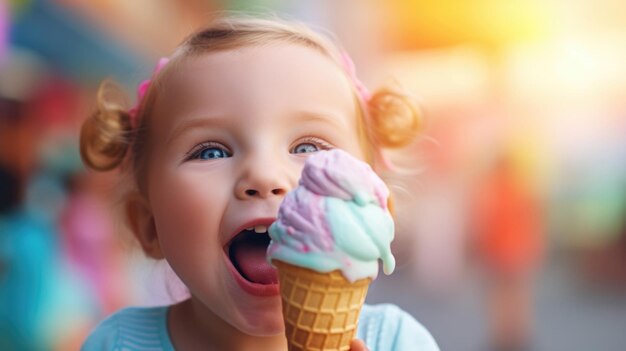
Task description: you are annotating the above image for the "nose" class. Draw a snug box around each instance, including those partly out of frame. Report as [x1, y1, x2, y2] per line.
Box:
[234, 154, 293, 200]
[242, 187, 286, 198]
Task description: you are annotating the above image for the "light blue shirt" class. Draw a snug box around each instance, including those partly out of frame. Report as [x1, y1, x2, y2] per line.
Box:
[82, 303, 439, 351]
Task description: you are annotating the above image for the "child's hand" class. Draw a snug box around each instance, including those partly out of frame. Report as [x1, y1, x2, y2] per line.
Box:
[350, 339, 369, 351]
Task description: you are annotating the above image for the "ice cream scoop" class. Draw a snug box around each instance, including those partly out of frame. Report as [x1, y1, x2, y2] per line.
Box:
[267, 148, 395, 282]
[268, 149, 396, 351]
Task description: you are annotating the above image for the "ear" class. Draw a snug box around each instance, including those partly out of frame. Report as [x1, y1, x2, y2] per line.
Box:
[125, 191, 164, 259]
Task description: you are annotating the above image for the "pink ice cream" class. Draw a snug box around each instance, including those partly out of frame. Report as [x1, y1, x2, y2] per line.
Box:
[267, 149, 395, 282]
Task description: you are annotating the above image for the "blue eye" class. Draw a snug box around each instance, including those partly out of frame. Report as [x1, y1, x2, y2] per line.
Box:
[293, 143, 319, 154]
[187, 143, 231, 161]
[198, 148, 229, 159]
[291, 137, 334, 154]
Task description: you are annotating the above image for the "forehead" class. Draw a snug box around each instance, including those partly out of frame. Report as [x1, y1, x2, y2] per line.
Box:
[152, 43, 357, 126]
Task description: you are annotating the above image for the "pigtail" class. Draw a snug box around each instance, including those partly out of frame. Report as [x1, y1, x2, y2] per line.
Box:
[80, 80, 133, 171]
[366, 85, 422, 149]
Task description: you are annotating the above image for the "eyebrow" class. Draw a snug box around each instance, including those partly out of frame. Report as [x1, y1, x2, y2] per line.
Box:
[166, 115, 231, 145]
[166, 110, 350, 145]
[294, 110, 350, 130]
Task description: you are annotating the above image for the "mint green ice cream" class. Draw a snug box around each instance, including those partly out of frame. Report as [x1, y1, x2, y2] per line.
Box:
[267, 149, 395, 282]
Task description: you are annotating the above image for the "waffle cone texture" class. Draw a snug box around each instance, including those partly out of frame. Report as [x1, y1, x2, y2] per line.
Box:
[273, 260, 371, 351]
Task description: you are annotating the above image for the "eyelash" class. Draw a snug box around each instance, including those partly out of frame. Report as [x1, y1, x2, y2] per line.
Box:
[183, 136, 334, 161]
[291, 137, 334, 153]
[184, 141, 231, 161]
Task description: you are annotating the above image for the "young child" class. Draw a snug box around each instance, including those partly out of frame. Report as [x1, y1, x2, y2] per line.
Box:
[80, 17, 439, 351]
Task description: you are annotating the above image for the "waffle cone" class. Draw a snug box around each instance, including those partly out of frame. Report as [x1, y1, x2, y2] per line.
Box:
[273, 260, 371, 351]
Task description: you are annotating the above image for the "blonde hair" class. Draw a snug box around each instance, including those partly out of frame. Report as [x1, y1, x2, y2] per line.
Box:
[80, 17, 422, 191]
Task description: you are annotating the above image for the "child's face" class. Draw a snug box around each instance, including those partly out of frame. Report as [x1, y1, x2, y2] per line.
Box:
[144, 43, 365, 335]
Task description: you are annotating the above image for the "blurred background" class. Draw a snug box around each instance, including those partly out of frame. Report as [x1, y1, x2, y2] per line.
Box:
[1, 0, 625, 350]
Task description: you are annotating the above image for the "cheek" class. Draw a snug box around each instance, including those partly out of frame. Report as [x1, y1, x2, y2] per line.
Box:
[148, 169, 233, 294]
[355, 127, 375, 164]
[340, 135, 369, 164]
[149, 170, 228, 254]
[337, 111, 371, 163]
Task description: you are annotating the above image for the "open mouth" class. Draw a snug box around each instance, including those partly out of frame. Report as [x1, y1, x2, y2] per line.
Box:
[226, 226, 278, 286]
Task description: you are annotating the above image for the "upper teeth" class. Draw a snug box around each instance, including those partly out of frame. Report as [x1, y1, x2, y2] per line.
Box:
[247, 225, 267, 233]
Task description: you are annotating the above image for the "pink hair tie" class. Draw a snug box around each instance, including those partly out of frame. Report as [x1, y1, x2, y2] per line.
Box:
[340, 52, 397, 171]
[128, 57, 170, 126]
[340, 51, 371, 103]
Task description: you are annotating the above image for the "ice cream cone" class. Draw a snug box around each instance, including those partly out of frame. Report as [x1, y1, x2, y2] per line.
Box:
[274, 260, 371, 351]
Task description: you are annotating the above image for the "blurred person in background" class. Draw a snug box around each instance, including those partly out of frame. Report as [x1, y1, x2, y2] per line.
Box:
[410, 117, 470, 295]
[60, 169, 131, 316]
[0, 60, 102, 351]
[0, 97, 61, 350]
[470, 152, 545, 351]
[0, 162, 47, 351]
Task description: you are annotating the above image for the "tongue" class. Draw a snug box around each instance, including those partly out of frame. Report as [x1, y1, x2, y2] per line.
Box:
[231, 234, 278, 285]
